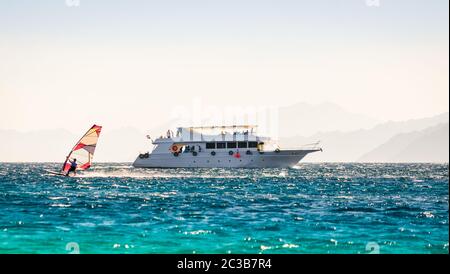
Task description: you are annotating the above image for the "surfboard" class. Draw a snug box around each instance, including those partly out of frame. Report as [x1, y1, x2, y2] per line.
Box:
[44, 169, 73, 177]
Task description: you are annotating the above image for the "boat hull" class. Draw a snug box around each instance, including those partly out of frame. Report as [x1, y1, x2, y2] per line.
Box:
[132, 149, 318, 168]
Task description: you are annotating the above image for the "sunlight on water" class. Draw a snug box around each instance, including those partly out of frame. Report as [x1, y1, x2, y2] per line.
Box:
[0, 163, 448, 254]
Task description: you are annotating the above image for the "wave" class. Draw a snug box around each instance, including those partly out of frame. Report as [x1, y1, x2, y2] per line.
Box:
[333, 207, 379, 213]
[77, 170, 249, 179]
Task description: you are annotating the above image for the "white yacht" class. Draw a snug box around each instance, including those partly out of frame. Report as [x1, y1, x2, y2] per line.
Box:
[132, 125, 321, 168]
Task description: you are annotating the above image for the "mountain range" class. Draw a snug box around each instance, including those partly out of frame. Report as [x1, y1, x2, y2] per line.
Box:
[280, 112, 449, 162]
[0, 102, 448, 163]
[358, 123, 449, 163]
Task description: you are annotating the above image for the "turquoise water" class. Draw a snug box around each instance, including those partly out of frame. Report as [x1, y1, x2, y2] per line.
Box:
[0, 163, 448, 254]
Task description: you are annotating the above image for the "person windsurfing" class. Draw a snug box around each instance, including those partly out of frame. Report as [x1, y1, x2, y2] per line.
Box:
[43, 124, 102, 177]
[65, 157, 77, 176]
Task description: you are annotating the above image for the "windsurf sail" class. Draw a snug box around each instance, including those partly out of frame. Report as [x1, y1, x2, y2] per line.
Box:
[62, 124, 102, 172]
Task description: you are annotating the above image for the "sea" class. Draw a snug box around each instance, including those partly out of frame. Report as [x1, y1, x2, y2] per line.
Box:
[0, 163, 448, 254]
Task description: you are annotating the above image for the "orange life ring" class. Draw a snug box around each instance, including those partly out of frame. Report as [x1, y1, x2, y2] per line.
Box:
[171, 145, 178, 152]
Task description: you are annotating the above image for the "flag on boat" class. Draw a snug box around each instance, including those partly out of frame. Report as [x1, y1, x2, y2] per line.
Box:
[62, 124, 102, 172]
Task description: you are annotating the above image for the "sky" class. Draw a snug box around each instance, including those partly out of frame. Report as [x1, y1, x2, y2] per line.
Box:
[0, 0, 448, 134]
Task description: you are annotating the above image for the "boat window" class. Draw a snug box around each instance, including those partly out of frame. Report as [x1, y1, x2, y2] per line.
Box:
[226, 142, 237, 148]
[216, 142, 226, 149]
[257, 142, 265, 151]
[238, 142, 247, 148]
[206, 142, 216, 149]
[248, 142, 258, 148]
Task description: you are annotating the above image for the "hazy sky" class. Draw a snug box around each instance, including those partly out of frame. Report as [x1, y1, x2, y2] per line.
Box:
[0, 0, 448, 133]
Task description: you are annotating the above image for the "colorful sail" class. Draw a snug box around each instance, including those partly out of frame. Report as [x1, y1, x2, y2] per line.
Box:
[62, 124, 102, 172]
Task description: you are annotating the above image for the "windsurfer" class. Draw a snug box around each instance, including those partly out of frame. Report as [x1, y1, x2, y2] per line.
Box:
[66, 157, 77, 176]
